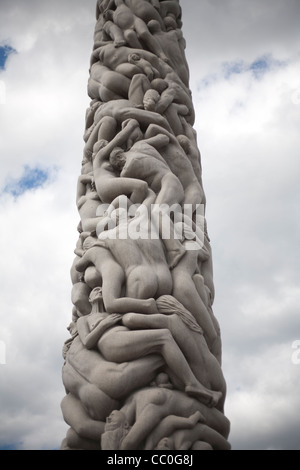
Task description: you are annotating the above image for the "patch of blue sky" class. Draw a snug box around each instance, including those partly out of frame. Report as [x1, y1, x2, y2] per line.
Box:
[196, 73, 218, 92]
[0, 44, 17, 70]
[0, 442, 22, 450]
[250, 55, 287, 78]
[223, 54, 286, 80]
[222, 60, 245, 79]
[198, 54, 287, 90]
[3, 165, 55, 197]
[249, 57, 270, 78]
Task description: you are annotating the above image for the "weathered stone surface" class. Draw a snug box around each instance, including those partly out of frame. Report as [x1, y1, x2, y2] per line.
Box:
[61, 0, 230, 451]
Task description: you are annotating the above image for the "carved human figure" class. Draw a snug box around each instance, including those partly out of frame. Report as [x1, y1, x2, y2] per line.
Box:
[122, 295, 225, 411]
[104, 0, 169, 61]
[147, 19, 189, 85]
[99, 206, 179, 279]
[158, 0, 182, 24]
[98, 0, 167, 45]
[193, 273, 220, 342]
[124, 51, 193, 116]
[96, 0, 115, 18]
[144, 123, 205, 209]
[84, 100, 102, 140]
[61, 393, 104, 447]
[150, 78, 195, 125]
[71, 282, 91, 317]
[108, 131, 183, 207]
[122, 0, 166, 30]
[62, 310, 166, 423]
[99, 210, 192, 283]
[144, 410, 204, 449]
[62, 0, 229, 452]
[64, 338, 165, 403]
[84, 114, 119, 162]
[95, 53, 160, 110]
[177, 133, 203, 185]
[169, 222, 221, 361]
[142, 88, 189, 135]
[80, 210, 174, 298]
[93, 43, 189, 95]
[101, 387, 230, 450]
[115, 69, 194, 129]
[128, 52, 160, 80]
[75, 236, 159, 314]
[91, 119, 149, 205]
[88, 53, 163, 109]
[76, 173, 102, 233]
[101, 410, 131, 450]
[144, 411, 229, 450]
[88, 63, 132, 101]
[94, 14, 128, 48]
[93, 98, 172, 133]
[63, 320, 166, 425]
[61, 425, 101, 451]
[108, 130, 187, 267]
[153, 421, 231, 451]
[76, 287, 221, 406]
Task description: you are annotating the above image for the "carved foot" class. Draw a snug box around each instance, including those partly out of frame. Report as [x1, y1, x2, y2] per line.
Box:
[167, 247, 186, 270]
[185, 385, 223, 408]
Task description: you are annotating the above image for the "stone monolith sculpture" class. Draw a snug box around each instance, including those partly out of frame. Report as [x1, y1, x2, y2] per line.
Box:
[60, 0, 230, 451]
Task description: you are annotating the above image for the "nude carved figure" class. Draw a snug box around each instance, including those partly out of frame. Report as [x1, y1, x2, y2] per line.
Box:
[61, 0, 230, 451]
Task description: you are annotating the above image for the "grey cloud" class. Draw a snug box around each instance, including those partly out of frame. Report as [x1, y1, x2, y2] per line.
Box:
[0, 0, 299, 450]
[181, 0, 300, 85]
[180, 0, 300, 451]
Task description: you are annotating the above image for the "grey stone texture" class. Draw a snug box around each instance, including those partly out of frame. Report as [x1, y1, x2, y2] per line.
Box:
[61, 0, 230, 450]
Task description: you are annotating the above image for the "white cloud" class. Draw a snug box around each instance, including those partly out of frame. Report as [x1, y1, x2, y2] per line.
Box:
[0, 180, 77, 449]
[180, 0, 300, 450]
[225, 341, 300, 449]
[0, 0, 95, 190]
[0, 0, 299, 450]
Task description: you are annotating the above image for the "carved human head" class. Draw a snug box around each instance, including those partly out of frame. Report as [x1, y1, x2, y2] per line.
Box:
[103, 9, 114, 21]
[109, 147, 127, 172]
[156, 437, 173, 450]
[89, 286, 103, 304]
[151, 78, 168, 94]
[143, 89, 160, 111]
[147, 19, 161, 33]
[164, 15, 177, 31]
[93, 139, 108, 155]
[155, 372, 173, 389]
[105, 410, 128, 432]
[128, 53, 141, 64]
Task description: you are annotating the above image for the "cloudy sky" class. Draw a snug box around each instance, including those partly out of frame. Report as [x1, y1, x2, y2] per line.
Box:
[0, 0, 299, 450]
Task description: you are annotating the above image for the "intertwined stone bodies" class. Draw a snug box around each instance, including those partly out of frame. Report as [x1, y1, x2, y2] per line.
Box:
[61, 0, 230, 451]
